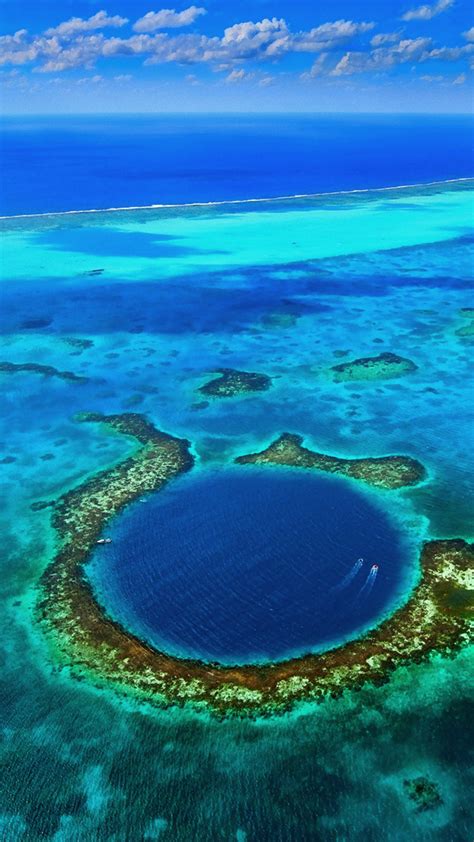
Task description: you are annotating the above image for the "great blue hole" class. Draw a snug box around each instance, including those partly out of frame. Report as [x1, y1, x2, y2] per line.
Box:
[87, 467, 412, 665]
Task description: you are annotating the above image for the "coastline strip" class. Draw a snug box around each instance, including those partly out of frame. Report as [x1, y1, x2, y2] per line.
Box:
[1, 177, 472, 221]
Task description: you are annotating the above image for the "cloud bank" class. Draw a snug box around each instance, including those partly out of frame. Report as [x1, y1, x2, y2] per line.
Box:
[0, 5, 472, 89]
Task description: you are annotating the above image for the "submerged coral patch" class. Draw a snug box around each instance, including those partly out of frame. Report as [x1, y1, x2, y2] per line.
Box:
[261, 312, 299, 328]
[0, 361, 88, 383]
[455, 322, 474, 339]
[403, 777, 443, 813]
[36, 414, 472, 716]
[63, 337, 94, 351]
[236, 433, 425, 490]
[199, 368, 272, 398]
[330, 352, 417, 382]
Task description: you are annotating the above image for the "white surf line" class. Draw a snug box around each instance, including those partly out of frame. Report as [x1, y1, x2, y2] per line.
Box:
[0, 177, 472, 222]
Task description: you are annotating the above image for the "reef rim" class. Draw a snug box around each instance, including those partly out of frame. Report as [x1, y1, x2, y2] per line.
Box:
[36, 413, 473, 716]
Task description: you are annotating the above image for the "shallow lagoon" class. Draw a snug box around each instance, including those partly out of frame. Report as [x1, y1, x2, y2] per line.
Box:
[0, 178, 473, 840]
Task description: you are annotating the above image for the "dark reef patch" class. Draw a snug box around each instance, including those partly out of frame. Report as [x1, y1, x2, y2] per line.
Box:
[236, 433, 425, 490]
[330, 352, 417, 382]
[63, 337, 94, 351]
[403, 777, 443, 813]
[0, 361, 88, 383]
[31, 500, 55, 512]
[37, 414, 472, 716]
[199, 368, 272, 398]
[20, 317, 52, 329]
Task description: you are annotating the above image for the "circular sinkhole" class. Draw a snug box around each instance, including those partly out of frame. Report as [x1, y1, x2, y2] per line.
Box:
[87, 467, 414, 666]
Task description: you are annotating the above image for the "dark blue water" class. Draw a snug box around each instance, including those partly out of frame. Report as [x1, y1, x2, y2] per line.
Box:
[89, 468, 411, 665]
[1, 114, 473, 216]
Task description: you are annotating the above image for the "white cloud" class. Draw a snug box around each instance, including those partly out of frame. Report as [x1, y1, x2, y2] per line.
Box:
[292, 19, 374, 54]
[2, 10, 471, 84]
[0, 31, 72, 68]
[35, 35, 107, 73]
[463, 27, 474, 42]
[114, 73, 132, 81]
[453, 72, 466, 84]
[225, 68, 252, 83]
[0, 29, 28, 48]
[221, 17, 288, 55]
[133, 6, 206, 33]
[420, 73, 444, 80]
[76, 74, 103, 85]
[330, 52, 368, 75]
[371, 32, 401, 47]
[258, 75, 275, 87]
[426, 43, 474, 60]
[0, 15, 377, 72]
[45, 11, 128, 39]
[301, 53, 329, 79]
[402, 0, 453, 22]
[331, 37, 432, 75]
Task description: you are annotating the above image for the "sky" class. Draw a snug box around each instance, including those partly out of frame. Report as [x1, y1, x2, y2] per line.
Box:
[1, 0, 473, 113]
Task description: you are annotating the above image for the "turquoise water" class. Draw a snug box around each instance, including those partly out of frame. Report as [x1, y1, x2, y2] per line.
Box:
[0, 179, 473, 839]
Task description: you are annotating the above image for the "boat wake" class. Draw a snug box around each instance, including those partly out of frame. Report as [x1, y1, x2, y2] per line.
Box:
[355, 564, 379, 600]
[332, 558, 364, 592]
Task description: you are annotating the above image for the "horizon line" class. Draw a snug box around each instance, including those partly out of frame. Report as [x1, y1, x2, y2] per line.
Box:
[2, 110, 474, 118]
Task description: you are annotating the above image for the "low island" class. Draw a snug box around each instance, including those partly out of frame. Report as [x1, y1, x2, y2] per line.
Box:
[198, 368, 272, 398]
[330, 352, 417, 382]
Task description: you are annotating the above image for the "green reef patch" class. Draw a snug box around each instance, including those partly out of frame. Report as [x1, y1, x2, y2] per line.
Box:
[403, 776, 443, 813]
[198, 368, 272, 398]
[330, 352, 417, 382]
[36, 413, 473, 717]
[235, 433, 425, 490]
[0, 361, 88, 383]
[261, 312, 299, 329]
[455, 322, 474, 340]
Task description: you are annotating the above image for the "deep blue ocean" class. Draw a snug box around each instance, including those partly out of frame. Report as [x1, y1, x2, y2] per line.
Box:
[1, 113, 473, 215]
[89, 469, 409, 665]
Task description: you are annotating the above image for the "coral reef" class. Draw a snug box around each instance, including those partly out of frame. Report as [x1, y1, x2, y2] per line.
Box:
[235, 433, 425, 490]
[261, 313, 298, 328]
[0, 361, 88, 383]
[403, 777, 443, 812]
[330, 352, 417, 382]
[199, 368, 272, 398]
[37, 416, 472, 716]
[455, 322, 474, 339]
[63, 337, 94, 351]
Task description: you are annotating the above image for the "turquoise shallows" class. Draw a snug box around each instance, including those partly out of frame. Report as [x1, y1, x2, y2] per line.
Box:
[0, 178, 473, 840]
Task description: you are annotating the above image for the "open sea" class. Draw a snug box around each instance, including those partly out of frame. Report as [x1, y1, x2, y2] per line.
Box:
[0, 114, 473, 841]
